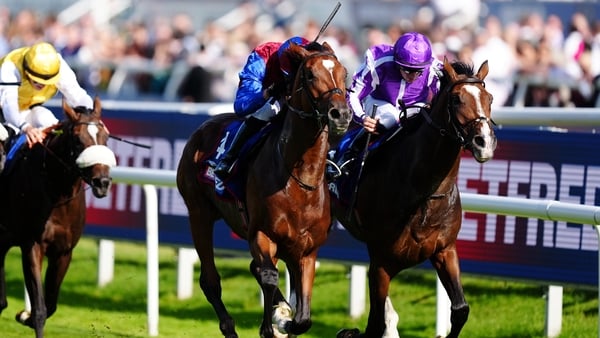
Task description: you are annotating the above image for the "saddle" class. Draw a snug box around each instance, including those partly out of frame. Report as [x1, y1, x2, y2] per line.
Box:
[198, 120, 275, 201]
[2, 126, 26, 176]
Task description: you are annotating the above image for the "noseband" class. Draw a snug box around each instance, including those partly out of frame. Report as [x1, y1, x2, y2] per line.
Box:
[420, 77, 495, 149]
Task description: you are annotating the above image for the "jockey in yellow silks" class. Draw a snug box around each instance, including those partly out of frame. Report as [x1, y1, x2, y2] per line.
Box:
[0, 42, 93, 147]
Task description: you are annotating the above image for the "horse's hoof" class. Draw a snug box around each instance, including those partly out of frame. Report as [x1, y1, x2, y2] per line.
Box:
[15, 310, 30, 325]
[272, 301, 293, 337]
[336, 328, 360, 338]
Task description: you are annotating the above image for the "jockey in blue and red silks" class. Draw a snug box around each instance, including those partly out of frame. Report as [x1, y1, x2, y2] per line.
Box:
[340, 32, 444, 164]
[214, 36, 310, 179]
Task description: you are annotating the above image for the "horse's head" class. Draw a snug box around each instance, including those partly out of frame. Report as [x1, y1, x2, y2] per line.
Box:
[441, 58, 497, 163]
[58, 96, 116, 198]
[284, 41, 351, 136]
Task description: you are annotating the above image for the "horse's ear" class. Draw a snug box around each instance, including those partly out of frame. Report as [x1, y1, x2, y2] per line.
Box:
[475, 60, 489, 81]
[443, 57, 458, 81]
[288, 43, 311, 60]
[62, 98, 79, 121]
[93, 96, 102, 117]
[322, 41, 334, 54]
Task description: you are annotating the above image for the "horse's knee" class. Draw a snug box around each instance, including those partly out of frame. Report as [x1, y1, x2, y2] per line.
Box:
[260, 268, 278, 289]
[199, 274, 221, 293]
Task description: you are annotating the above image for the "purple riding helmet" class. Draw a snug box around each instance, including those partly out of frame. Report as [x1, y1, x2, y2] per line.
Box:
[393, 32, 433, 69]
[278, 36, 310, 76]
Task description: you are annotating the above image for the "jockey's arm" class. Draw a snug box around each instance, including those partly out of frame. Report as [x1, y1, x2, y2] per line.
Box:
[55, 57, 93, 110]
[0, 60, 26, 130]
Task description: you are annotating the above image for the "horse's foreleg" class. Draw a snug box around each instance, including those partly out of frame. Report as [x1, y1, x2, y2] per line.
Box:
[249, 259, 287, 306]
[43, 251, 72, 318]
[190, 210, 237, 338]
[363, 263, 394, 338]
[0, 244, 10, 313]
[284, 254, 315, 336]
[19, 243, 46, 338]
[431, 247, 469, 338]
[251, 231, 278, 338]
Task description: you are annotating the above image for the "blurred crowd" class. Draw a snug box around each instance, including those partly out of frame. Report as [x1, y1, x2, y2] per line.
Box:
[1, 1, 599, 107]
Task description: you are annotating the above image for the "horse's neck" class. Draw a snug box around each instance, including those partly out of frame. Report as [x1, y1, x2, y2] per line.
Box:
[43, 142, 82, 197]
[277, 113, 328, 176]
[379, 110, 461, 198]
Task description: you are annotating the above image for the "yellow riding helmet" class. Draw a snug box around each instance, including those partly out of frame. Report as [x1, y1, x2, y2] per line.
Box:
[23, 42, 61, 85]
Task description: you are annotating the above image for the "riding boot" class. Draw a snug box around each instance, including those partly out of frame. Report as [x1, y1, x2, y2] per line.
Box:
[214, 117, 267, 180]
[336, 129, 371, 174]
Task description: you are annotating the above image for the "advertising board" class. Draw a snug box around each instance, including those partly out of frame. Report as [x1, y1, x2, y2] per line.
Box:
[58, 104, 598, 286]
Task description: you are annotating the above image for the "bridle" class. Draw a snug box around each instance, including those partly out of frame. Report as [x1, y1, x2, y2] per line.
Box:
[41, 120, 107, 186]
[285, 51, 344, 127]
[418, 77, 495, 150]
[280, 51, 345, 191]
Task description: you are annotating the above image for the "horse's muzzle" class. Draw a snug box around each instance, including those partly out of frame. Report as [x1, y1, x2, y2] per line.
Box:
[328, 106, 352, 136]
[471, 133, 497, 163]
[91, 175, 112, 198]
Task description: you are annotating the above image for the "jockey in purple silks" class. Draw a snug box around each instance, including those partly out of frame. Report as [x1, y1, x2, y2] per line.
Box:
[214, 36, 310, 179]
[339, 32, 444, 165]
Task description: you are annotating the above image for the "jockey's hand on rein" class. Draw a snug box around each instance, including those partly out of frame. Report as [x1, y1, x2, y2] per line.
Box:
[23, 125, 45, 148]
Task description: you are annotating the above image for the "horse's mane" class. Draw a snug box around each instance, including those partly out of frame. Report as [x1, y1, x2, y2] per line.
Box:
[72, 105, 92, 115]
[391, 61, 477, 136]
[304, 41, 326, 53]
[428, 60, 476, 109]
[281, 41, 328, 93]
[439, 61, 475, 89]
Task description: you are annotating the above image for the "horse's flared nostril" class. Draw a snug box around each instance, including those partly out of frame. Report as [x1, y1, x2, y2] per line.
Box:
[473, 135, 485, 148]
[93, 177, 112, 190]
[329, 108, 341, 120]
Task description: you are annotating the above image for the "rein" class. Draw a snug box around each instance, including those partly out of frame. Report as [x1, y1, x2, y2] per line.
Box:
[280, 51, 344, 191]
[40, 121, 102, 186]
[419, 77, 494, 149]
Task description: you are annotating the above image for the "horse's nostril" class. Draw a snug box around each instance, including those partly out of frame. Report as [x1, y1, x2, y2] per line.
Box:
[93, 177, 112, 190]
[329, 108, 340, 120]
[474, 136, 485, 148]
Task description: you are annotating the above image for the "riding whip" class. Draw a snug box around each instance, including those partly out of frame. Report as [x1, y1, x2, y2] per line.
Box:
[312, 1, 342, 43]
[0, 82, 21, 85]
[346, 104, 377, 221]
[109, 134, 152, 149]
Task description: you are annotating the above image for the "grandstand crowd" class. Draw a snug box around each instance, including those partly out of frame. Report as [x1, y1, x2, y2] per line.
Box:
[1, 1, 599, 107]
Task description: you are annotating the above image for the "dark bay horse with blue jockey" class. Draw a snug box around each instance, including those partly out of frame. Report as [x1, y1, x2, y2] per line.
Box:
[331, 59, 497, 338]
[177, 41, 351, 338]
[0, 97, 115, 338]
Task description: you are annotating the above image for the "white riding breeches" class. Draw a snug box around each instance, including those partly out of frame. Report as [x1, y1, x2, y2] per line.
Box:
[21, 105, 59, 128]
[363, 96, 427, 130]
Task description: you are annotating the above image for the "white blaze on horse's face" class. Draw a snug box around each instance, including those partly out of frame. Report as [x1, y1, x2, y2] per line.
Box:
[322, 59, 336, 84]
[88, 124, 99, 144]
[74, 122, 117, 169]
[464, 84, 495, 161]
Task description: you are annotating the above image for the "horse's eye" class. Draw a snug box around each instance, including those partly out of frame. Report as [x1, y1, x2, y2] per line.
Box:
[306, 71, 315, 81]
[451, 95, 461, 107]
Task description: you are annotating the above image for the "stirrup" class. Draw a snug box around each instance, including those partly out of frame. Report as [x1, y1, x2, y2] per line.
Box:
[326, 159, 343, 180]
[336, 151, 358, 173]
